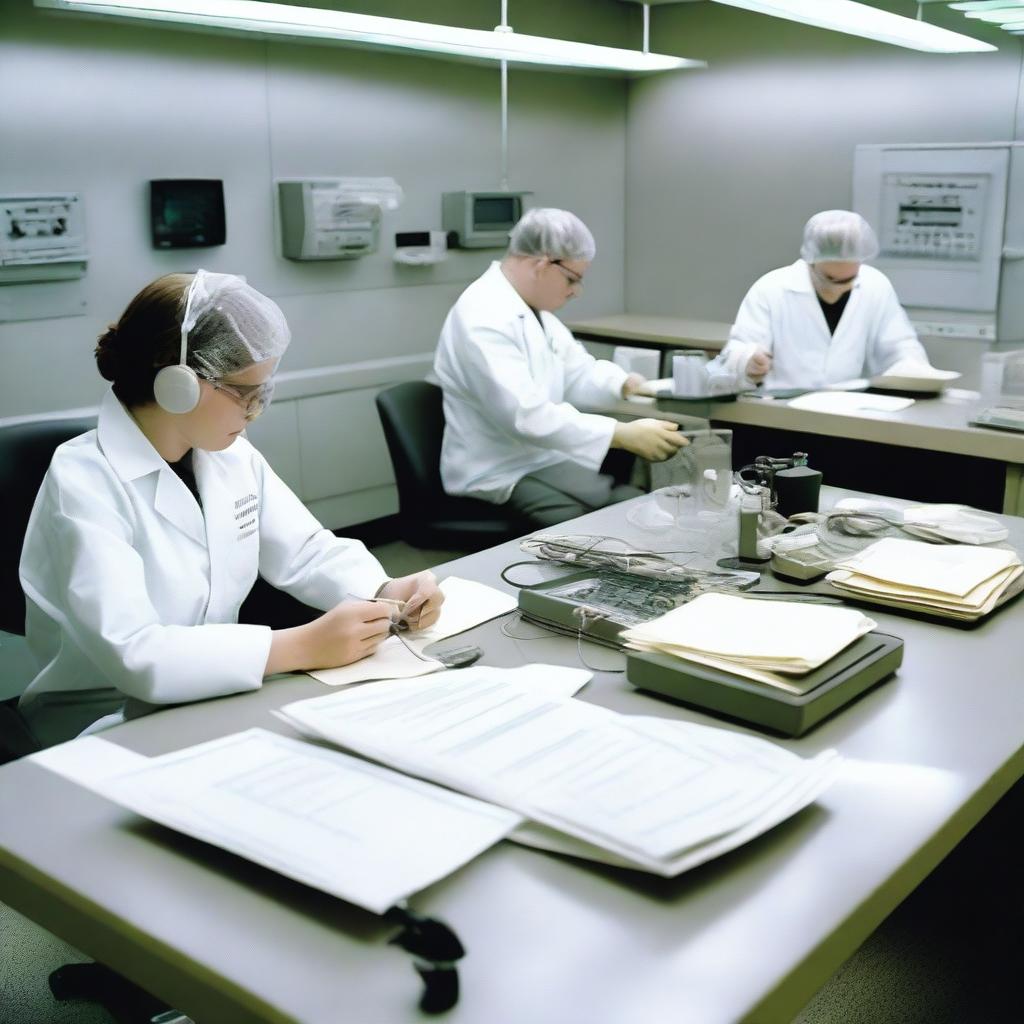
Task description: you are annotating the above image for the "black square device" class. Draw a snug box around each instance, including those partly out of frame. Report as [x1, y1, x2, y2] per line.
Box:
[150, 179, 226, 248]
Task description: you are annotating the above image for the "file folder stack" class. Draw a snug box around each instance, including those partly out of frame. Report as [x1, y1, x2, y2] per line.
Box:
[825, 537, 1023, 622]
[620, 592, 876, 692]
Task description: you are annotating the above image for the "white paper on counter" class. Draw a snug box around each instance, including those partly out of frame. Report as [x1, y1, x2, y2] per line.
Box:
[310, 576, 518, 687]
[34, 729, 520, 915]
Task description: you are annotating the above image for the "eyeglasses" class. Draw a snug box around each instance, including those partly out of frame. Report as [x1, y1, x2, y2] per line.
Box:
[551, 260, 585, 290]
[196, 371, 275, 418]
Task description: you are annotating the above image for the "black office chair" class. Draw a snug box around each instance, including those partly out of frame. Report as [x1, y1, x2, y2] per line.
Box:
[0, 416, 186, 1023]
[376, 380, 521, 550]
[0, 416, 96, 764]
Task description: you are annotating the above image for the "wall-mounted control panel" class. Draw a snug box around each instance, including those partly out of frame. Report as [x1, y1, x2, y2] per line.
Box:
[879, 173, 988, 261]
[278, 180, 382, 260]
[0, 192, 87, 283]
[854, 146, 1008, 317]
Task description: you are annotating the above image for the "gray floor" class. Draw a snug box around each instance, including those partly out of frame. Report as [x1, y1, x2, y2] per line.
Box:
[2, 540, 1019, 1024]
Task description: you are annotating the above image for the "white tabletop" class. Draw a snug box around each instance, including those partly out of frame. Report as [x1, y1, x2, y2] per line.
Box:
[1, 490, 1022, 1024]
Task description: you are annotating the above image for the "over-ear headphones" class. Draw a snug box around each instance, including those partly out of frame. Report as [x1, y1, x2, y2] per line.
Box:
[153, 272, 202, 414]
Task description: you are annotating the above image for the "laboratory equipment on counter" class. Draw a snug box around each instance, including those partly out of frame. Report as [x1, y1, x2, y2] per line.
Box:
[627, 631, 904, 737]
[442, 190, 531, 248]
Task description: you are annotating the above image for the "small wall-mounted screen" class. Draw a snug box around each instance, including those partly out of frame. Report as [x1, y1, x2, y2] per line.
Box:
[474, 196, 519, 229]
[150, 179, 226, 249]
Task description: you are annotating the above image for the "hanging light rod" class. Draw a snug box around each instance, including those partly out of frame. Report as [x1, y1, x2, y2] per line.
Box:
[708, 0, 996, 52]
[32, 0, 706, 74]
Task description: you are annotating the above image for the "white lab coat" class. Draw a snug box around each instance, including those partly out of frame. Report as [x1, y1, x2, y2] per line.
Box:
[19, 388, 388, 728]
[707, 260, 929, 390]
[434, 262, 628, 503]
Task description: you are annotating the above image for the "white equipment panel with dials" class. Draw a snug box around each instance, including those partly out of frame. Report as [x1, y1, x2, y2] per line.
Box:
[854, 145, 1009, 318]
[879, 172, 988, 262]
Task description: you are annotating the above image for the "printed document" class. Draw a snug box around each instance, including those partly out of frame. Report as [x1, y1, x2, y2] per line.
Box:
[278, 668, 838, 876]
[31, 729, 519, 914]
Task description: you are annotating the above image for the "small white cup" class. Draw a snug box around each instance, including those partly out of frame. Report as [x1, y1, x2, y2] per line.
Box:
[672, 352, 709, 396]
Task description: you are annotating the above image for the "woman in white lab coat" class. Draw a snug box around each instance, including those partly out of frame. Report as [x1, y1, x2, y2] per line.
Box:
[707, 210, 930, 391]
[434, 208, 687, 528]
[19, 270, 443, 746]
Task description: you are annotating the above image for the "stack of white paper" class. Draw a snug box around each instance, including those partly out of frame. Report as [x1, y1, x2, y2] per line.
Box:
[826, 537, 1023, 621]
[33, 730, 520, 915]
[620, 592, 876, 691]
[277, 667, 839, 877]
[869, 359, 961, 394]
[787, 391, 915, 414]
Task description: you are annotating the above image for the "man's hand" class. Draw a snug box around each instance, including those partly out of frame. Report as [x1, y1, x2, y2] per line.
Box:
[620, 373, 646, 398]
[376, 571, 444, 631]
[611, 418, 689, 462]
[745, 348, 773, 381]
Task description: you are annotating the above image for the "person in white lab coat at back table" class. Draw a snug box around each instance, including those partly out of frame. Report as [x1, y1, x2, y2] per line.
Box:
[707, 209, 932, 392]
[434, 207, 688, 529]
[19, 270, 443, 747]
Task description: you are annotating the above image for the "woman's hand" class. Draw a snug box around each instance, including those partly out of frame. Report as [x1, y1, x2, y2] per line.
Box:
[376, 571, 444, 631]
[266, 600, 392, 675]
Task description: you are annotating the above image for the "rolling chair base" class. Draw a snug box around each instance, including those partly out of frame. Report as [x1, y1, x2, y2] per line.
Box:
[49, 962, 174, 1024]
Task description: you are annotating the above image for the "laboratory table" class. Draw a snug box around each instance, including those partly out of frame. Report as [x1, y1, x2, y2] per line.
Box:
[1, 490, 1023, 1024]
[699, 390, 1024, 516]
[567, 314, 730, 375]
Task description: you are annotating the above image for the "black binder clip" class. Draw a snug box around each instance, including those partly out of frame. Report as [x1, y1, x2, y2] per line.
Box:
[385, 903, 466, 1014]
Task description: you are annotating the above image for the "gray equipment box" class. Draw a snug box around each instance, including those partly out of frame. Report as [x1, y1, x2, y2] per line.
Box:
[517, 568, 758, 647]
[627, 631, 904, 737]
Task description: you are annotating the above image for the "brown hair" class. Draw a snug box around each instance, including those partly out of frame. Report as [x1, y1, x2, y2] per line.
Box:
[94, 273, 190, 407]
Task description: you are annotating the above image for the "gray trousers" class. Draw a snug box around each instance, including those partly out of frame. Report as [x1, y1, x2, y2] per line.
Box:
[507, 460, 643, 530]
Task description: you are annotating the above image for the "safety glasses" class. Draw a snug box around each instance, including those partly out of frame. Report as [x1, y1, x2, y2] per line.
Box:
[196, 371, 275, 418]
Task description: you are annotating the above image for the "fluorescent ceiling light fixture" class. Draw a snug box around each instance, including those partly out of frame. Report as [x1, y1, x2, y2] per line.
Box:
[710, 0, 996, 52]
[953, 2, 1024, 24]
[33, 0, 705, 73]
[950, 1, 1024, 9]
[948, 1, 1024, 34]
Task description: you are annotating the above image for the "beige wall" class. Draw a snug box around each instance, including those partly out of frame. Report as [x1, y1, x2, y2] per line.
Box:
[624, 0, 1020, 321]
[0, 0, 633, 418]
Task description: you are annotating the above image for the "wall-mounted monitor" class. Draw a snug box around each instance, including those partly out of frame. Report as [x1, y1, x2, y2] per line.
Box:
[150, 179, 225, 249]
[442, 190, 530, 249]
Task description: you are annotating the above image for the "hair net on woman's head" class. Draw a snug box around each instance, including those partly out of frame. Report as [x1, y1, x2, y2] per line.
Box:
[508, 208, 596, 262]
[799, 210, 880, 264]
[182, 270, 291, 380]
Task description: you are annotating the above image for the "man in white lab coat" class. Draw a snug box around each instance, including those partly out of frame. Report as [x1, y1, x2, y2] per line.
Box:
[707, 210, 930, 391]
[434, 208, 687, 529]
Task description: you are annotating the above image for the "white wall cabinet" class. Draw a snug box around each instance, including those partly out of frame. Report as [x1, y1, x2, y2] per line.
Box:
[243, 356, 432, 530]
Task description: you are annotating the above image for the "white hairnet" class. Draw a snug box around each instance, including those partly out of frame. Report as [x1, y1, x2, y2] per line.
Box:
[799, 210, 879, 264]
[182, 269, 291, 380]
[508, 208, 596, 262]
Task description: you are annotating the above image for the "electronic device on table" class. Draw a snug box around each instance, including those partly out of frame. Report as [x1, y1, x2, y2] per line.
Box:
[517, 567, 903, 737]
[969, 406, 1024, 434]
[517, 567, 757, 648]
[627, 633, 904, 737]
